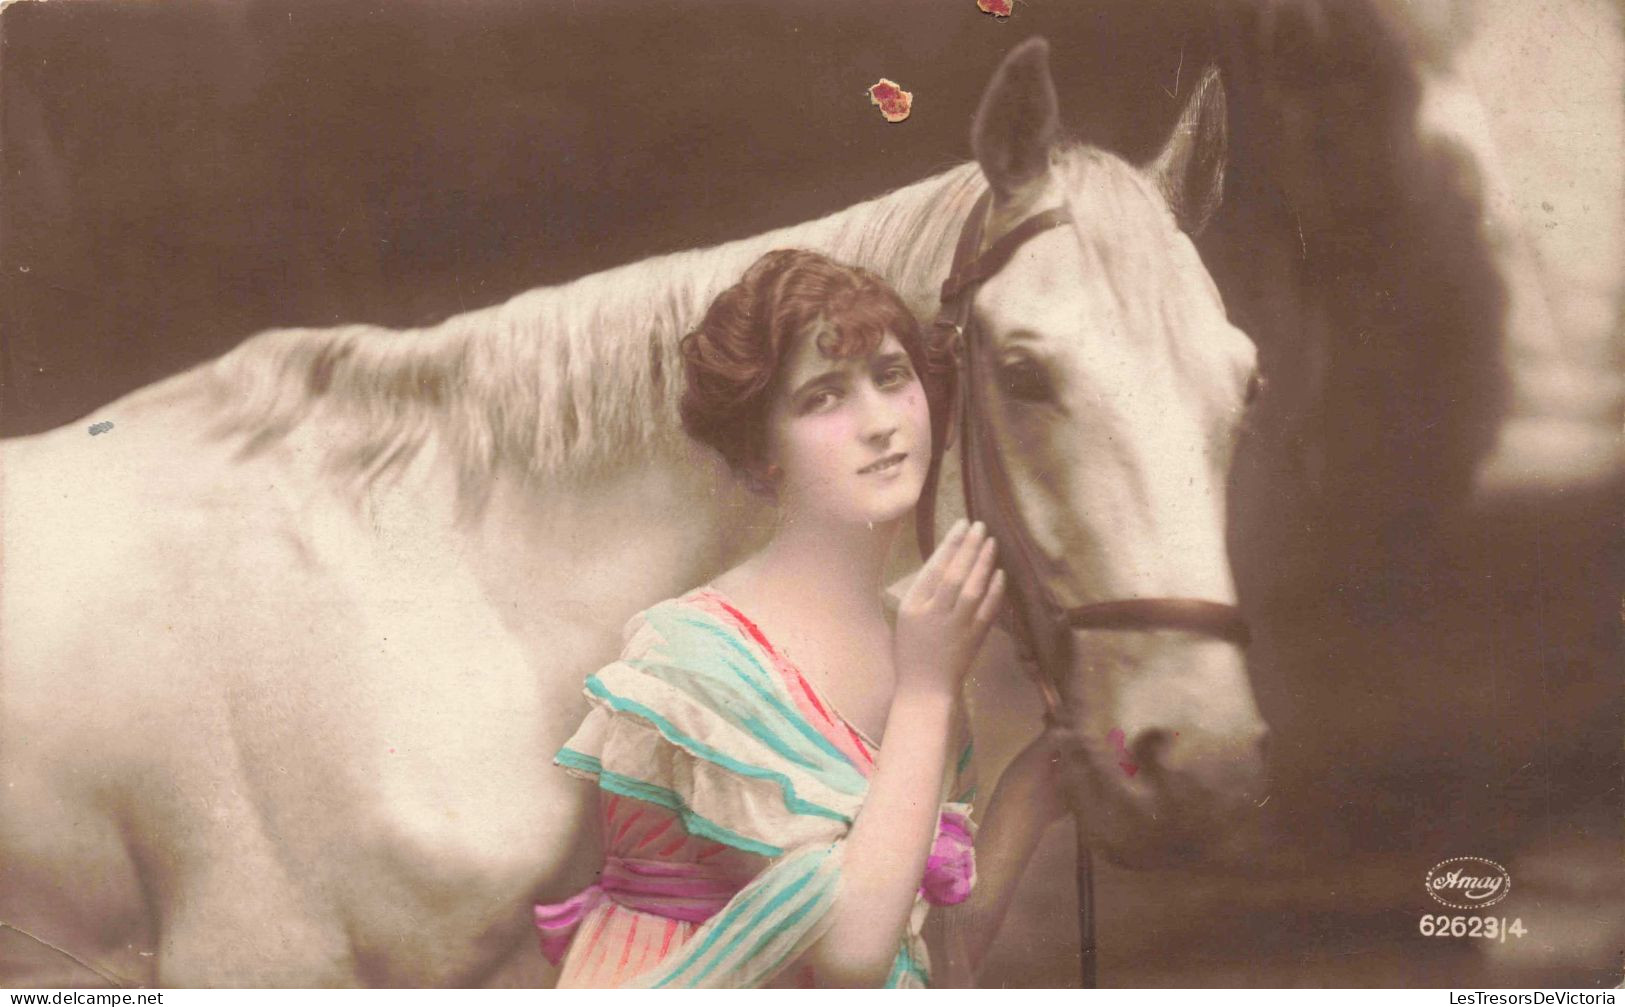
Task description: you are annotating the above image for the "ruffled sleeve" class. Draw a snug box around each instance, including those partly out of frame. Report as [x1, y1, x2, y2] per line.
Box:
[554, 602, 868, 858]
[546, 595, 979, 988]
[544, 599, 871, 987]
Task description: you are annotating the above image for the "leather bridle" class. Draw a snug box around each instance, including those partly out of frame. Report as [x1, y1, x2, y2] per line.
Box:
[912, 190, 1252, 989]
[916, 189, 1250, 702]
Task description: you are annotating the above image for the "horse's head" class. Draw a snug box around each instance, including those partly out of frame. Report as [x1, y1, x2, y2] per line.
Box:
[960, 39, 1268, 866]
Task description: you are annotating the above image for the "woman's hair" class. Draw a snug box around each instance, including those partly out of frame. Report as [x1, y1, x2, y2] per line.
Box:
[679, 249, 954, 490]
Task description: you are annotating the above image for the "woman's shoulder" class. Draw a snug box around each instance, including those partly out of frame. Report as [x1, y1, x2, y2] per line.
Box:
[635, 584, 733, 627]
[613, 584, 721, 628]
[610, 584, 756, 664]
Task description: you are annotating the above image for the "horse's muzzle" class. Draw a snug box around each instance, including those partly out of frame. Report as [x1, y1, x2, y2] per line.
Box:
[1048, 633, 1273, 865]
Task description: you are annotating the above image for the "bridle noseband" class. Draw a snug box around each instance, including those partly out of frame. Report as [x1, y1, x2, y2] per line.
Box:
[915, 189, 1251, 713]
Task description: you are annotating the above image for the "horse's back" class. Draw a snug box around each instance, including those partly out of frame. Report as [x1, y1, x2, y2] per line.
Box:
[0, 370, 597, 985]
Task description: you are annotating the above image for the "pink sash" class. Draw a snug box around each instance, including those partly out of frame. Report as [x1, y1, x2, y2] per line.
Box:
[535, 810, 976, 967]
[534, 856, 741, 966]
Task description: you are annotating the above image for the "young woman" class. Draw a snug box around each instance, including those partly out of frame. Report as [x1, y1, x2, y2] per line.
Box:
[534, 249, 1068, 988]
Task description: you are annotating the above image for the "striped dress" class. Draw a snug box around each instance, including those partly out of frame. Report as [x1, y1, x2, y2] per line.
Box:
[535, 587, 977, 988]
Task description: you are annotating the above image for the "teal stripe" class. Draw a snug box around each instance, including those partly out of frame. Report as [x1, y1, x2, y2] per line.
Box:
[665, 611, 774, 686]
[557, 747, 785, 858]
[555, 747, 602, 775]
[623, 659, 838, 780]
[646, 610, 867, 786]
[956, 786, 979, 805]
[723, 884, 833, 986]
[661, 607, 864, 773]
[682, 851, 826, 986]
[653, 846, 829, 987]
[747, 885, 839, 984]
[883, 943, 928, 988]
[649, 866, 781, 987]
[657, 652, 857, 778]
[584, 677, 850, 823]
[956, 741, 975, 778]
[884, 949, 907, 988]
[658, 609, 775, 687]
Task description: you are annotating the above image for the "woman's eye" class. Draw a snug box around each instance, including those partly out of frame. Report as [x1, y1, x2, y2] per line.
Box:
[804, 390, 841, 413]
[998, 356, 1052, 403]
[877, 365, 914, 389]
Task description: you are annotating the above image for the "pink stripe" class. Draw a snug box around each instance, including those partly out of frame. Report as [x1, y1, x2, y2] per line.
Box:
[631, 815, 676, 851]
[535, 851, 745, 970]
[600, 859, 740, 919]
[615, 877, 729, 898]
[635, 928, 655, 975]
[707, 596, 834, 721]
[613, 858, 712, 878]
[656, 834, 688, 858]
[847, 726, 874, 765]
[660, 917, 679, 957]
[702, 591, 877, 772]
[612, 807, 646, 845]
[534, 886, 605, 966]
[585, 903, 615, 947]
[614, 914, 640, 983]
[586, 931, 613, 983]
[573, 911, 611, 983]
[792, 676, 835, 725]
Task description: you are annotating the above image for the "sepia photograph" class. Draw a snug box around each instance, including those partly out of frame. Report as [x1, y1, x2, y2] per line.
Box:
[1, 0, 1620, 989]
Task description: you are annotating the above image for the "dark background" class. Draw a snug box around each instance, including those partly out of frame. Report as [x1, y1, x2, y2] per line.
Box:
[3, 0, 1619, 987]
[3, 0, 1223, 433]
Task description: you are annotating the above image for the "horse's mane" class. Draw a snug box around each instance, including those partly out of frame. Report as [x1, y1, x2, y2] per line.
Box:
[205, 162, 987, 515]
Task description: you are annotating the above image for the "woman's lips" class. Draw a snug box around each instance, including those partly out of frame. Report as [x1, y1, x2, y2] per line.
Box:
[859, 452, 908, 474]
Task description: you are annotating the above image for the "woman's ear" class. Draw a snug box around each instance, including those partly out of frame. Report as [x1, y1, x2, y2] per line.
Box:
[741, 461, 783, 498]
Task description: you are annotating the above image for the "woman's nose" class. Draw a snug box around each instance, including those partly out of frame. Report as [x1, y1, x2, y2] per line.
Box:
[858, 382, 900, 441]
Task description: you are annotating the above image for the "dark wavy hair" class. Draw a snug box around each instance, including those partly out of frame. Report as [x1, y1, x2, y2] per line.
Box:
[679, 249, 955, 492]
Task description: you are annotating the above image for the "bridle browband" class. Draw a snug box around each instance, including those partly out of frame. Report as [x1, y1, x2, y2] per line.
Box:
[915, 189, 1251, 713]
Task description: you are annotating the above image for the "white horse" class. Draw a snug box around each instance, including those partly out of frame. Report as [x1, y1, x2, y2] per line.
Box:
[0, 39, 1265, 987]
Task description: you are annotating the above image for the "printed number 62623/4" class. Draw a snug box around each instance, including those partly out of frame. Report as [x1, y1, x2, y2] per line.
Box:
[1419, 915, 1527, 940]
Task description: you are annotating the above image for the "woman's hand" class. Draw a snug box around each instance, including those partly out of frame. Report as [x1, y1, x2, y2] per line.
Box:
[992, 725, 1074, 829]
[893, 518, 1005, 699]
[809, 519, 999, 986]
[940, 723, 1077, 981]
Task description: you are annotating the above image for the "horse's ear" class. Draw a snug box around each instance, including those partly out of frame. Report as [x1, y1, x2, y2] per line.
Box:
[1148, 65, 1227, 236]
[972, 37, 1060, 203]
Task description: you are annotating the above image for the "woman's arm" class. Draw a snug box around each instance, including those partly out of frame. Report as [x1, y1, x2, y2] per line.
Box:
[944, 730, 1069, 979]
[805, 687, 956, 986]
[799, 519, 1005, 987]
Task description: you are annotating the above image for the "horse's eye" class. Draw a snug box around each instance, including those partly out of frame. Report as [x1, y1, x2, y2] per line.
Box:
[998, 355, 1053, 403]
[1244, 371, 1266, 405]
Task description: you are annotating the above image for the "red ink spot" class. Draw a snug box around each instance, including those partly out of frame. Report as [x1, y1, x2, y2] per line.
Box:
[867, 78, 913, 123]
[977, 0, 1013, 17]
[388, 747, 396, 754]
[1107, 728, 1140, 778]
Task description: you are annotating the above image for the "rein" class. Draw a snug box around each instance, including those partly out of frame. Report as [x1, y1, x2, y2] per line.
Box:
[913, 189, 1252, 988]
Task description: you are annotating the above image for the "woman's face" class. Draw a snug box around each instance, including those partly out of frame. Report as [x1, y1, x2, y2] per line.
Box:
[763, 323, 932, 528]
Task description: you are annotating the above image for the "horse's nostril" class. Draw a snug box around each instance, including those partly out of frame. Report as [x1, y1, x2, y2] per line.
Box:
[1129, 728, 1174, 774]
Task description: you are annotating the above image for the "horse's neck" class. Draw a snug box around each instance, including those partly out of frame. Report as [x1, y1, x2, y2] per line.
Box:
[238, 163, 984, 588]
[547, 162, 981, 350]
[509, 164, 980, 536]
[459, 168, 983, 625]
